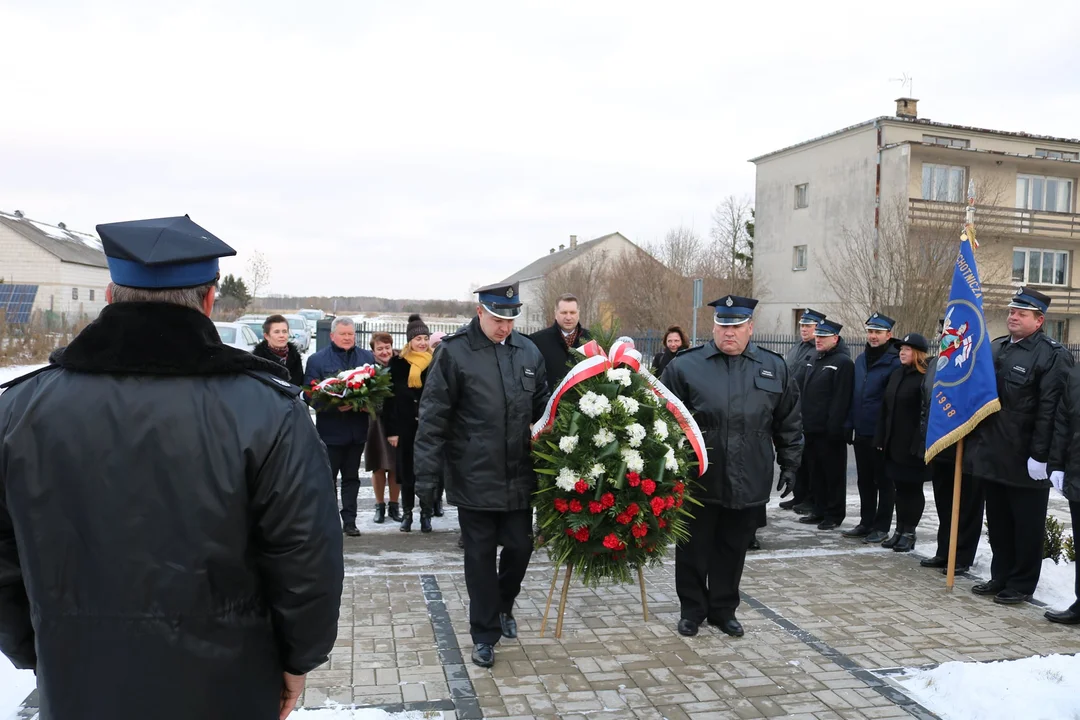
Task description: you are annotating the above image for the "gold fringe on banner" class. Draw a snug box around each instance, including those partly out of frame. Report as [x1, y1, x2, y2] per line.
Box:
[924, 398, 1001, 464]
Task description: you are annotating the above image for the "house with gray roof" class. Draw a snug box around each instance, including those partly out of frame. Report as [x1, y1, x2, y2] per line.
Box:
[0, 209, 109, 324]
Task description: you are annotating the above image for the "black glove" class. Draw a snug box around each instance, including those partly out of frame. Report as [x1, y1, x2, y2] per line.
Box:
[776, 468, 797, 498]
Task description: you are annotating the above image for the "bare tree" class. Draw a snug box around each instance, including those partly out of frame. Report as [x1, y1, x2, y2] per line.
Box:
[655, 226, 703, 277]
[709, 196, 754, 297]
[245, 251, 272, 300]
[604, 244, 684, 333]
[538, 250, 611, 327]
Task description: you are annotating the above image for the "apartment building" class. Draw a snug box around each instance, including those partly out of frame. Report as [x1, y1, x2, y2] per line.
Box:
[750, 98, 1080, 340]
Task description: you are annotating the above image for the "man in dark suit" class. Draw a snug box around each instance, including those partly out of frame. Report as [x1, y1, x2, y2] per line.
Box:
[527, 293, 592, 389]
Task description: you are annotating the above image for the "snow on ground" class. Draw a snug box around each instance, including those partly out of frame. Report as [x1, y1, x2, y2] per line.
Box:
[294, 706, 442, 719]
[896, 654, 1080, 720]
[0, 655, 36, 720]
[969, 543, 1077, 609]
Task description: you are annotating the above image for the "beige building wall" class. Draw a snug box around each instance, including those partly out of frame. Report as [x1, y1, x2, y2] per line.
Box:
[0, 225, 60, 284]
[0, 225, 109, 321]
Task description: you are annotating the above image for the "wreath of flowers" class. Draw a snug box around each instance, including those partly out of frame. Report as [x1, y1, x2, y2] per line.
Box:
[304, 364, 393, 414]
[533, 342, 702, 586]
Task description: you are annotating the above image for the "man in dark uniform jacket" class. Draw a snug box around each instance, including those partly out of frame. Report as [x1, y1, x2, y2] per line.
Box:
[414, 281, 550, 668]
[0, 216, 343, 720]
[782, 308, 826, 511]
[527, 292, 592, 389]
[966, 287, 1073, 604]
[662, 295, 802, 639]
[799, 319, 855, 530]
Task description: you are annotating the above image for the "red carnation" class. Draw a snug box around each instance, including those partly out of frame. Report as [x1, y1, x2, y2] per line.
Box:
[601, 492, 615, 508]
[674, 481, 685, 495]
[569, 499, 583, 513]
[651, 496, 666, 516]
[632, 522, 648, 538]
[665, 495, 675, 509]
[565, 527, 575, 536]
[574, 527, 590, 542]
[554, 498, 569, 513]
[675, 497, 684, 508]
[602, 533, 626, 550]
[642, 479, 657, 496]
[588, 501, 604, 514]
[626, 471, 641, 487]
[616, 513, 632, 525]
[574, 479, 589, 494]
[658, 518, 667, 529]
[626, 502, 640, 516]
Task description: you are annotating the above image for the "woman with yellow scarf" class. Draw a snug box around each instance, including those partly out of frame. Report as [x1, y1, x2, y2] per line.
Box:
[385, 314, 435, 532]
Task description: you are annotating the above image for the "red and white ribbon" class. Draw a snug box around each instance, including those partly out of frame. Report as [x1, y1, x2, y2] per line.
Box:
[531, 337, 708, 476]
[315, 365, 376, 397]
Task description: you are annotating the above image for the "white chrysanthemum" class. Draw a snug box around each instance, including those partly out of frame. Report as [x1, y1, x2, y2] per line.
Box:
[592, 427, 616, 447]
[606, 368, 632, 387]
[559, 435, 579, 454]
[587, 463, 605, 479]
[579, 391, 611, 418]
[621, 448, 644, 473]
[555, 467, 578, 491]
[653, 419, 669, 440]
[625, 423, 647, 448]
[678, 435, 687, 448]
[616, 395, 640, 415]
[665, 447, 679, 471]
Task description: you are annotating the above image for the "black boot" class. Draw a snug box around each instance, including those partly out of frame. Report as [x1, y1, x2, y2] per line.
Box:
[400, 512, 413, 532]
[387, 501, 403, 522]
[420, 508, 433, 533]
[373, 503, 386, 524]
[893, 532, 916, 553]
[880, 527, 903, 548]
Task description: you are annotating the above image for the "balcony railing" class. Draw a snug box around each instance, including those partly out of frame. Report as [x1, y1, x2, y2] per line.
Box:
[983, 283, 1080, 314]
[910, 198, 1080, 239]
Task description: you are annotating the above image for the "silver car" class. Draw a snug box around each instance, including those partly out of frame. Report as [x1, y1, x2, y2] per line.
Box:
[214, 322, 260, 352]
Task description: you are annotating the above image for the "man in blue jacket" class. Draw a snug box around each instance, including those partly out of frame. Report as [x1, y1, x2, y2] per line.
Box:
[843, 313, 901, 544]
[305, 317, 377, 537]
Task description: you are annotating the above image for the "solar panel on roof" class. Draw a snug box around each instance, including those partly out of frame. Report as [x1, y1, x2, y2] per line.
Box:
[0, 285, 39, 324]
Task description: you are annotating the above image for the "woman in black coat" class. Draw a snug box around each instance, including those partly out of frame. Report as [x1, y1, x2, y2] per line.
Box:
[652, 325, 689, 375]
[252, 314, 304, 386]
[874, 333, 931, 553]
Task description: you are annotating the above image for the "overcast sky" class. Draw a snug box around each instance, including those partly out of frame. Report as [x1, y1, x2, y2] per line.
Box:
[2, 0, 1078, 300]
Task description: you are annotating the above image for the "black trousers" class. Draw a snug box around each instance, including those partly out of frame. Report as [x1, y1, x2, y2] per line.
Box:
[1069, 501, 1080, 613]
[806, 434, 847, 523]
[327, 443, 364, 526]
[675, 504, 760, 623]
[930, 462, 984, 566]
[854, 438, 893, 532]
[458, 508, 533, 645]
[395, 427, 419, 514]
[894, 481, 927, 529]
[984, 480, 1049, 595]
[792, 456, 813, 505]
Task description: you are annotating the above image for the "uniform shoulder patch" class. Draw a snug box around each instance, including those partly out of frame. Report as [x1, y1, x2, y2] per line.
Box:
[242, 370, 303, 398]
[1038, 334, 1062, 348]
[0, 364, 60, 390]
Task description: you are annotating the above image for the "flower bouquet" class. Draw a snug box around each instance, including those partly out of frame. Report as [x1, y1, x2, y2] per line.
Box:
[305, 365, 393, 414]
[532, 337, 707, 587]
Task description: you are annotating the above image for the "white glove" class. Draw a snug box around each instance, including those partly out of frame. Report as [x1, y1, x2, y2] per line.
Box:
[1028, 457, 1048, 481]
[1050, 471, 1065, 493]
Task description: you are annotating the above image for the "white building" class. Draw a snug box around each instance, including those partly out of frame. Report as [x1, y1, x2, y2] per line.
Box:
[0, 210, 109, 324]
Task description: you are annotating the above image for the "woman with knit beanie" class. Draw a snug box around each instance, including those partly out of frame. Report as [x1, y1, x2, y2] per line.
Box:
[385, 314, 435, 532]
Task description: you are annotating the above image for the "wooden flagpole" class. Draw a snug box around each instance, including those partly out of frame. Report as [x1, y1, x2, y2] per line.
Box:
[539, 563, 561, 636]
[945, 438, 964, 591]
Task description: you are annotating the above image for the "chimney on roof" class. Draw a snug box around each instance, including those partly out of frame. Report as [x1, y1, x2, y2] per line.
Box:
[13, 210, 23, 218]
[549, 248, 555, 254]
[570, 234, 578, 249]
[559, 243, 565, 251]
[895, 97, 919, 119]
[58, 222, 66, 230]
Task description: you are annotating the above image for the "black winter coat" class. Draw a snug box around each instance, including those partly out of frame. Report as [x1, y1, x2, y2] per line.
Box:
[1048, 365, 1080, 502]
[785, 340, 816, 387]
[527, 323, 591, 388]
[800, 344, 855, 436]
[965, 330, 1073, 487]
[253, 339, 304, 386]
[383, 353, 430, 438]
[661, 341, 803, 509]
[0, 303, 343, 720]
[874, 365, 929, 473]
[652, 348, 679, 376]
[414, 318, 550, 510]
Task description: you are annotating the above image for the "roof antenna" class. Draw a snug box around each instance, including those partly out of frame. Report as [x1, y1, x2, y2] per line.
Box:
[889, 72, 913, 98]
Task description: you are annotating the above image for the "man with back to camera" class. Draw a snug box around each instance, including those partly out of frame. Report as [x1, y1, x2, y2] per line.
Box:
[413, 281, 550, 668]
[528, 292, 592, 389]
[0, 215, 343, 720]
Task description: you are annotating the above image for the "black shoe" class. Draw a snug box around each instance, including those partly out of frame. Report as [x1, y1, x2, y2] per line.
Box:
[864, 530, 889, 544]
[1045, 608, 1080, 625]
[677, 618, 699, 637]
[816, 520, 840, 531]
[892, 532, 916, 553]
[420, 510, 433, 534]
[880, 532, 902, 549]
[373, 503, 386, 524]
[457, 534, 465, 549]
[921, 555, 948, 568]
[471, 643, 495, 668]
[400, 512, 413, 532]
[793, 503, 815, 515]
[748, 534, 761, 551]
[500, 612, 517, 638]
[778, 499, 798, 510]
[343, 523, 361, 537]
[708, 616, 744, 637]
[942, 565, 970, 575]
[972, 581, 1005, 596]
[433, 497, 444, 517]
[387, 501, 403, 522]
[994, 589, 1032, 605]
[798, 514, 825, 524]
[841, 524, 870, 538]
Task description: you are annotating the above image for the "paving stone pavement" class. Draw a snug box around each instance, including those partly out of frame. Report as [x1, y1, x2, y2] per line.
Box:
[299, 474, 1080, 720]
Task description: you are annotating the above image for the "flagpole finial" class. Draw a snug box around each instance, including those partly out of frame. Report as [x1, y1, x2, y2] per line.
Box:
[967, 179, 976, 205]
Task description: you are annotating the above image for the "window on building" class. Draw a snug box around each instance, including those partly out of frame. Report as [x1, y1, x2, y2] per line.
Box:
[1013, 248, 1069, 286]
[923, 134, 970, 149]
[72, 288, 78, 300]
[89, 289, 95, 301]
[1045, 318, 1069, 343]
[922, 163, 966, 202]
[1035, 149, 1079, 161]
[1017, 175, 1074, 213]
[794, 183, 809, 209]
[793, 245, 807, 270]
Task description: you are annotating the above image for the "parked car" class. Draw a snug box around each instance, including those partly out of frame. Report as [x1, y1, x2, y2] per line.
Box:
[214, 322, 260, 352]
[281, 314, 311, 353]
[297, 309, 324, 337]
